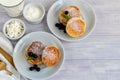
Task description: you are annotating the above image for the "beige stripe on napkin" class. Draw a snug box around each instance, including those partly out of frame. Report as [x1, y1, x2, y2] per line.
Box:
[0, 47, 14, 67]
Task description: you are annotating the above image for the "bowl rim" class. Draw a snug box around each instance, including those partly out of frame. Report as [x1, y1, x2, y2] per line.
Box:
[3, 18, 26, 40]
[47, 0, 96, 42]
[23, 3, 45, 23]
[13, 31, 65, 80]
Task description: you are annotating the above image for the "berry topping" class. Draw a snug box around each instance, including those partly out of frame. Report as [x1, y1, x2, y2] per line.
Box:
[29, 67, 34, 71]
[33, 54, 38, 58]
[28, 52, 33, 57]
[55, 23, 61, 27]
[35, 67, 40, 72]
[33, 64, 38, 68]
[64, 11, 69, 15]
[55, 22, 66, 33]
[64, 30, 66, 33]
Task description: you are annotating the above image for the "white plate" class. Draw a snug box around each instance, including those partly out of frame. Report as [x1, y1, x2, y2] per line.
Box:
[47, 0, 96, 41]
[13, 31, 65, 80]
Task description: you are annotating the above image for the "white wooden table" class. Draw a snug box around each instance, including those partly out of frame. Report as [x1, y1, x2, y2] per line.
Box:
[1, 0, 120, 80]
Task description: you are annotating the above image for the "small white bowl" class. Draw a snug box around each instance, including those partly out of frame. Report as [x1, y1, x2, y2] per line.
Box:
[3, 19, 26, 40]
[23, 3, 45, 24]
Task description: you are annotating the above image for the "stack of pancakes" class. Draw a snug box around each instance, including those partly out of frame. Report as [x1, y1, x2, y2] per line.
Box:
[26, 41, 61, 67]
[59, 6, 86, 38]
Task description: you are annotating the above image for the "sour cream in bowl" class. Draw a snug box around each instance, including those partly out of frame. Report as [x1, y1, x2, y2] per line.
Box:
[23, 3, 45, 24]
[3, 19, 26, 40]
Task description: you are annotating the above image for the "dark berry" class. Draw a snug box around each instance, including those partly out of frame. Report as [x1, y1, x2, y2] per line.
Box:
[55, 23, 60, 27]
[58, 27, 64, 30]
[64, 11, 69, 15]
[33, 64, 38, 68]
[59, 23, 62, 25]
[28, 52, 33, 57]
[64, 30, 66, 33]
[55, 22, 67, 33]
[33, 54, 38, 58]
[60, 23, 65, 27]
[35, 67, 40, 72]
[29, 67, 34, 71]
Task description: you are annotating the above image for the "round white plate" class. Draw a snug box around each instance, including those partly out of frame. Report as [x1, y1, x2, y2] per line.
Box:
[13, 31, 65, 80]
[47, 0, 96, 41]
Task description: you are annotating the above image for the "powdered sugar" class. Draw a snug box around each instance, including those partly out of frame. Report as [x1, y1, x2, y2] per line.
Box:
[28, 41, 45, 56]
[43, 49, 56, 61]
[70, 20, 82, 32]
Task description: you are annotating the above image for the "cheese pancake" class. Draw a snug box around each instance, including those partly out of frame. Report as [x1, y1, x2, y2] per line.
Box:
[26, 41, 45, 65]
[59, 6, 82, 26]
[42, 46, 61, 67]
[66, 17, 86, 38]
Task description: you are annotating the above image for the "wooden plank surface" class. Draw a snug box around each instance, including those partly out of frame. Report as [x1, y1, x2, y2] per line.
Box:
[0, 0, 120, 80]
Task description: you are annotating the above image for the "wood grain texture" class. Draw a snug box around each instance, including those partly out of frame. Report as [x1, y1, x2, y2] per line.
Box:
[0, 0, 120, 80]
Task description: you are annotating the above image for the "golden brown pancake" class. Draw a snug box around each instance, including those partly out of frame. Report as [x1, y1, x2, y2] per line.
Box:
[26, 41, 45, 65]
[42, 46, 61, 67]
[59, 6, 82, 26]
[66, 17, 86, 38]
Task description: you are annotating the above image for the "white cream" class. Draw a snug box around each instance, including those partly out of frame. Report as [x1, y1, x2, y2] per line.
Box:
[25, 6, 42, 21]
[6, 21, 24, 38]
